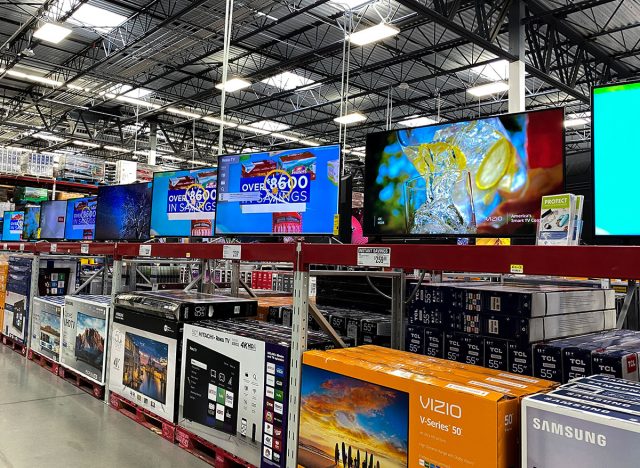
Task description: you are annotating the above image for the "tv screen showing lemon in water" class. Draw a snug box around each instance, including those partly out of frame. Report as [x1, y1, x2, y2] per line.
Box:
[363, 108, 565, 237]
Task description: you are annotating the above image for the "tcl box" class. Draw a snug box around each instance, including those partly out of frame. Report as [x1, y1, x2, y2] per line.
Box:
[108, 291, 257, 424]
[3, 256, 32, 343]
[60, 295, 111, 384]
[30, 296, 66, 361]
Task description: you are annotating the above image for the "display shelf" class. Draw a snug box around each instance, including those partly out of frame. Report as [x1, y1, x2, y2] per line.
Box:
[0, 174, 99, 193]
[34, 241, 116, 256]
[109, 392, 176, 443]
[27, 349, 60, 375]
[301, 244, 640, 279]
[1, 334, 27, 356]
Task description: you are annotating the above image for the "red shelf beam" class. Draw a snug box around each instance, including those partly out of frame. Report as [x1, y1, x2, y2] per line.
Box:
[0, 174, 99, 193]
[301, 244, 640, 280]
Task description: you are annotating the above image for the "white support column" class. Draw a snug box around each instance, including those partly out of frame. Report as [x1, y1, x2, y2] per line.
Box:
[148, 121, 157, 165]
[508, 0, 526, 113]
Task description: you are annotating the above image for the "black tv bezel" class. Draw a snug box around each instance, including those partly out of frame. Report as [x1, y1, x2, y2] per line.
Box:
[213, 144, 343, 237]
[591, 79, 640, 244]
[149, 166, 218, 239]
[2, 210, 25, 242]
[94, 181, 153, 242]
[21, 204, 42, 241]
[38, 200, 68, 241]
[362, 106, 567, 239]
[64, 196, 98, 241]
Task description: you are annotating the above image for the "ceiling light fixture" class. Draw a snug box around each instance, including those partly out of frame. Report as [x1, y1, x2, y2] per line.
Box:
[399, 116, 438, 127]
[329, 0, 373, 10]
[299, 140, 321, 147]
[215, 77, 251, 93]
[6, 69, 62, 87]
[467, 81, 509, 97]
[271, 133, 300, 142]
[203, 116, 238, 127]
[166, 107, 202, 119]
[33, 23, 72, 44]
[33, 132, 64, 142]
[69, 4, 127, 33]
[104, 145, 128, 152]
[261, 71, 315, 91]
[72, 140, 100, 148]
[250, 120, 290, 132]
[564, 118, 589, 128]
[349, 23, 400, 46]
[334, 112, 366, 125]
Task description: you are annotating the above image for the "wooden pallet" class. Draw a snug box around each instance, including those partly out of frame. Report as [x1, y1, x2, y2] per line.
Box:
[27, 349, 60, 375]
[1, 334, 27, 356]
[57, 365, 104, 399]
[109, 392, 176, 443]
[176, 427, 255, 468]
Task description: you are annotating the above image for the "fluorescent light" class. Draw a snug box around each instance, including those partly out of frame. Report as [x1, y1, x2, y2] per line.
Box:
[238, 124, 270, 135]
[34, 132, 64, 142]
[6, 69, 62, 87]
[399, 116, 438, 127]
[250, 120, 290, 132]
[272, 133, 300, 142]
[163, 155, 186, 162]
[467, 81, 509, 97]
[124, 87, 153, 98]
[215, 77, 251, 93]
[564, 118, 588, 128]
[299, 139, 321, 147]
[469, 60, 509, 81]
[72, 140, 100, 148]
[203, 116, 237, 127]
[33, 23, 72, 44]
[167, 107, 202, 119]
[349, 23, 399, 46]
[115, 95, 159, 108]
[69, 4, 127, 33]
[256, 11, 278, 21]
[104, 145, 128, 152]
[334, 112, 366, 125]
[262, 71, 315, 91]
[329, 0, 372, 9]
[67, 83, 83, 90]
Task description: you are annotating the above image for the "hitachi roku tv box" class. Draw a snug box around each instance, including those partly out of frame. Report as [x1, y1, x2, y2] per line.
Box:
[30, 296, 66, 362]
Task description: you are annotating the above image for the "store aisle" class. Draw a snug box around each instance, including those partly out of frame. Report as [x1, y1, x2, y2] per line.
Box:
[0, 346, 208, 468]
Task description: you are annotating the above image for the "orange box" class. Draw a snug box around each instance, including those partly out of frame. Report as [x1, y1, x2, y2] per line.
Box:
[299, 350, 520, 468]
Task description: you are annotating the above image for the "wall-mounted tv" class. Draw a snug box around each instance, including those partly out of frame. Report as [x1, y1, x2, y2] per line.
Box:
[39, 200, 67, 240]
[215, 145, 341, 235]
[593, 80, 640, 239]
[22, 205, 41, 240]
[94, 182, 152, 241]
[150, 168, 217, 237]
[64, 197, 97, 240]
[14, 187, 48, 203]
[2, 211, 24, 241]
[363, 108, 565, 237]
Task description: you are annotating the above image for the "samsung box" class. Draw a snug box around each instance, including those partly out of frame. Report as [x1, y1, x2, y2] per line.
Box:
[3, 256, 32, 343]
[60, 295, 112, 384]
[30, 296, 66, 361]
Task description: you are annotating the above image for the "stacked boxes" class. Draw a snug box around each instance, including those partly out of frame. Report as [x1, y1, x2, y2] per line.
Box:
[299, 346, 555, 468]
[3, 256, 33, 343]
[407, 282, 616, 377]
[522, 375, 640, 467]
[30, 296, 66, 361]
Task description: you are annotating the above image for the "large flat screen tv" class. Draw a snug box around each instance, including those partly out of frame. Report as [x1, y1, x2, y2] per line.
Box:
[150, 167, 217, 237]
[363, 108, 565, 237]
[215, 145, 341, 235]
[2, 211, 24, 241]
[94, 182, 152, 241]
[64, 197, 97, 240]
[39, 200, 67, 240]
[593, 80, 640, 239]
[22, 205, 41, 240]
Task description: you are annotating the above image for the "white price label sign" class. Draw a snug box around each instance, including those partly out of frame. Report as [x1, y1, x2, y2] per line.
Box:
[50, 243, 57, 253]
[510, 264, 524, 274]
[223, 245, 242, 260]
[139, 245, 152, 257]
[2, 244, 7, 250]
[357, 247, 391, 267]
[19, 243, 25, 252]
[80, 244, 89, 254]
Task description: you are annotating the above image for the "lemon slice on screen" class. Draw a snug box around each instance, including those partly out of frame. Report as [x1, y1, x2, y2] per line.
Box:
[476, 137, 514, 190]
[415, 142, 467, 173]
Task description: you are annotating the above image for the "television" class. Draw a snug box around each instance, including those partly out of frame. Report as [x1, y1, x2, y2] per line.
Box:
[150, 167, 217, 237]
[123, 332, 169, 404]
[593, 80, 640, 239]
[39, 200, 67, 240]
[363, 108, 565, 237]
[14, 186, 48, 203]
[94, 182, 152, 241]
[2, 211, 24, 241]
[215, 145, 341, 235]
[64, 197, 97, 240]
[22, 205, 41, 240]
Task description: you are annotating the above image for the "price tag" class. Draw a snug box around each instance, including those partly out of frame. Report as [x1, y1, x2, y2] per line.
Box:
[223, 245, 242, 260]
[2, 244, 7, 250]
[80, 244, 89, 254]
[510, 264, 524, 274]
[19, 244, 25, 252]
[50, 243, 57, 253]
[357, 247, 391, 267]
[139, 245, 152, 257]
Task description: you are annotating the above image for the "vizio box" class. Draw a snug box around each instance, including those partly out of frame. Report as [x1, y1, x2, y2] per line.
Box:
[60, 295, 112, 384]
[522, 392, 640, 467]
[30, 296, 66, 362]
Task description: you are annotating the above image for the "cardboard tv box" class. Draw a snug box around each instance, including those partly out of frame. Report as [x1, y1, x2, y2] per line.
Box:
[299, 350, 521, 468]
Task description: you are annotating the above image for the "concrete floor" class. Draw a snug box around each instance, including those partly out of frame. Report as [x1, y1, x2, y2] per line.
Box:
[0, 345, 209, 468]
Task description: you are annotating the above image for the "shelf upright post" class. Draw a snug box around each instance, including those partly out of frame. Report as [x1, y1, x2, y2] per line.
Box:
[286, 243, 309, 468]
[101, 256, 110, 295]
[104, 256, 124, 404]
[26, 253, 40, 351]
[230, 260, 240, 297]
[391, 269, 406, 350]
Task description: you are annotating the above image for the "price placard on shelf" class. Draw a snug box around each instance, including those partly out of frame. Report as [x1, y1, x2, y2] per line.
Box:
[50, 244, 57, 253]
[139, 245, 152, 257]
[510, 264, 524, 274]
[357, 247, 391, 267]
[2, 244, 7, 250]
[80, 244, 89, 254]
[223, 245, 242, 260]
[19, 244, 25, 252]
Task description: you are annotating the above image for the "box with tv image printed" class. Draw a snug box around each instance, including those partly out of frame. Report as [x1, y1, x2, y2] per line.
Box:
[31, 296, 66, 362]
[60, 295, 111, 384]
[3, 256, 32, 344]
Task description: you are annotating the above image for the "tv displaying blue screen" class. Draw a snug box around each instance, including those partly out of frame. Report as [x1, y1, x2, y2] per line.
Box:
[40, 200, 67, 240]
[593, 81, 640, 237]
[215, 145, 341, 235]
[95, 182, 152, 241]
[22, 205, 41, 240]
[64, 197, 97, 240]
[3, 211, 24, 241]
[150, 167, 217, 237]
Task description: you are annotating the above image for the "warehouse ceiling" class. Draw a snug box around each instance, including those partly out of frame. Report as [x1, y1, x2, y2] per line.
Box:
[0, 0, 637, 186]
